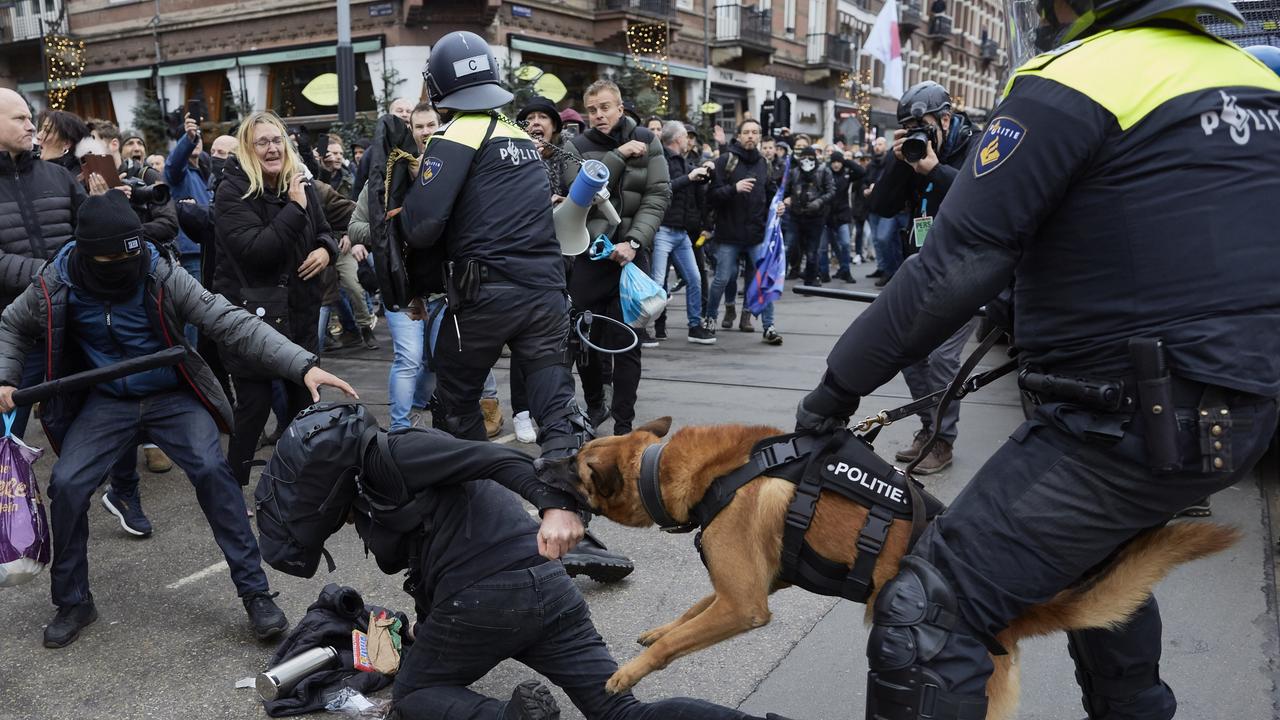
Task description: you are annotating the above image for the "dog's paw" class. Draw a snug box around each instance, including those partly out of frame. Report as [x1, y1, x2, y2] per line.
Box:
[605, 662, 645, 694]
[636, 626, 668, 647]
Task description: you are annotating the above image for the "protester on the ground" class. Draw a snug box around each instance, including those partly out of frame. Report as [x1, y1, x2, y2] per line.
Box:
[0, 191, 356, 649]
[0, 89, 87, 440]
[213, 111, 337, 486]
[652, 121, 714, 345]
[706, 118, 782, 345]
[570, 78, 670, 433]
[295, 416, 795, 720]
[36, 110, 89, 173]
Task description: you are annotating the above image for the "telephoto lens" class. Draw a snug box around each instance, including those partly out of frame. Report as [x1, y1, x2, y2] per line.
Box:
[901, 129, 931, 163]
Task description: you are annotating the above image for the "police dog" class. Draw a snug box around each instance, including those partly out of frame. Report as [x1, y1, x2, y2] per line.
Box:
[538, 417, 1240, 720]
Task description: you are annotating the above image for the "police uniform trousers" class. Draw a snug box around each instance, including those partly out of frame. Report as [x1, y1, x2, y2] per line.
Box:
[887, 387, 1277, 719]
[432, 282, 576, 446]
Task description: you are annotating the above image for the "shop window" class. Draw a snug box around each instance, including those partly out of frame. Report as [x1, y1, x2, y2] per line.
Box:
[268, 59, 376, 119]
[64, 84, 116, 124]
[185, 71, 234, 123]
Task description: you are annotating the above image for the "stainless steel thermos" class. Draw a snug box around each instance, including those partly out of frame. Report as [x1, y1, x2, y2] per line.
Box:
[256, 646, 339, 701]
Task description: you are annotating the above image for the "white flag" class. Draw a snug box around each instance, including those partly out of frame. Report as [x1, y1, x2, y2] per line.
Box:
[861, 0, 905, 99]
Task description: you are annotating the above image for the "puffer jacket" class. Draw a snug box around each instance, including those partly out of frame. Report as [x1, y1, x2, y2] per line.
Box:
[0, 151, 86, 308]
[212, 155, 337, 363]
[569, 116, 670, 306]
[0, 243, 317, 454]
[787, 164, 836, 219]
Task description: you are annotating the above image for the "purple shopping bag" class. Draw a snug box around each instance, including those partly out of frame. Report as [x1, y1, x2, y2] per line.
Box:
[0, 411, 49, 587]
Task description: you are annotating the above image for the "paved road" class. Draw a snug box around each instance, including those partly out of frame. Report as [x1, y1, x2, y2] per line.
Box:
[1, 282, 1276, 720]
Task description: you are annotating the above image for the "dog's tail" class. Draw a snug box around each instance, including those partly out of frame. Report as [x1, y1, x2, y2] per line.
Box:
[1004, 522, 1240, 641]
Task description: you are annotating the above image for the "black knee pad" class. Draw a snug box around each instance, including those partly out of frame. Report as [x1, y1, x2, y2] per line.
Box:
[866, 556, 987, 720]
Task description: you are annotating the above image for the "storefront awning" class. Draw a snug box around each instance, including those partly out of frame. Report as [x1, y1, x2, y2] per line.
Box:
[510, 37, 707, 81]
[17, 67, 151, 94]
[18, 39, 385, 93]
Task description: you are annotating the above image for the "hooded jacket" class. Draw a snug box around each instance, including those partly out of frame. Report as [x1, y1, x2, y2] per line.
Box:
[708, 140, 771, 245]
[0, 151, 86, 310]
[0, 242, 317, 453]
[212, 155, 337, 362]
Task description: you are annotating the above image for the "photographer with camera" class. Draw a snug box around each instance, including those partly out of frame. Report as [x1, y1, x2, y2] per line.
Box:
[867, 80, 978, 474]
[88, 121, 178, 254]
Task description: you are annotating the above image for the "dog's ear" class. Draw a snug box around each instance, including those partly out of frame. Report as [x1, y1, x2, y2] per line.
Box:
[635, 416, 673, 438]
[586, 456, 625, 498]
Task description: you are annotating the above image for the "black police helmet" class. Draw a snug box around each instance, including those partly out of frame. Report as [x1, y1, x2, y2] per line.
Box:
[897, 81, 952, 124]
[424, 31, 513, 112]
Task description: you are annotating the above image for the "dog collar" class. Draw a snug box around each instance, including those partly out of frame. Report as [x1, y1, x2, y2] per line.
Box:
[639, 443, 697, 533]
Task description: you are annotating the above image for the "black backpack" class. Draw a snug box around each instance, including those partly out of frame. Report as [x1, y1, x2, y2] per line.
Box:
[256, 403, 436, 579]
[255, 402, 380, 578]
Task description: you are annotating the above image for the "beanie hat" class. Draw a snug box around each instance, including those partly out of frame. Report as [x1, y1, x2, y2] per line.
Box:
[517, 96, 563, 133]
[830, 150, 845, 163]
[76, 192, 143, 256]
[559, 107, 585, 129]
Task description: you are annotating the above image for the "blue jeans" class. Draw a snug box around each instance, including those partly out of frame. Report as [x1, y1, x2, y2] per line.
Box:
[651, 226, 702, 328]
[707, 242, 774, 328]
[872, 212, 909, 278]
[47, 390, 268, 607]
[387, 302, 495, 431]
[392, 562, 762, 720]
[317, 295, 360, 352]
[386, 308, 433, 431]
[820, 223, 852, 276]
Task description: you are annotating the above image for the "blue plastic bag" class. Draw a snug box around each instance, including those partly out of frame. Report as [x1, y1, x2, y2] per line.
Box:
[591, 237, 669, 328]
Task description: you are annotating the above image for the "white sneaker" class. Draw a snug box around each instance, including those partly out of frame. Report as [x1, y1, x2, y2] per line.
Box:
[853, 254, 863, 265]
[513, 411, 537, 443]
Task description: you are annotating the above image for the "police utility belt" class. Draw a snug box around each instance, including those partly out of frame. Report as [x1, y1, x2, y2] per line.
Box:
[638, 431, 944, 604]
[443, 259, 508, 310]
[1018, 337, 1236, 475]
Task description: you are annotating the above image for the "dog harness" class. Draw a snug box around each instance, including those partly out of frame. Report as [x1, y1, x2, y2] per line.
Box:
[638, 431, 945, 604]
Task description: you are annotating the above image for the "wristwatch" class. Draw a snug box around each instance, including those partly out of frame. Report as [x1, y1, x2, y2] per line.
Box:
[626, 239, 641, 251]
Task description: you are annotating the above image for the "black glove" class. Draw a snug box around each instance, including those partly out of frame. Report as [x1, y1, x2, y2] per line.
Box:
[795, 378, 859, 434]
[804, 200, 823, 214]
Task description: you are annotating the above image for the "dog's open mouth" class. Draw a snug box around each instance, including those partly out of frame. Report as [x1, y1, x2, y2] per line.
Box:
[534, 456, 595, 512]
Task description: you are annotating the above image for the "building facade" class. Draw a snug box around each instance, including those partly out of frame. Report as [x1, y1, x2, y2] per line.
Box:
[1, 0, 1008, 145]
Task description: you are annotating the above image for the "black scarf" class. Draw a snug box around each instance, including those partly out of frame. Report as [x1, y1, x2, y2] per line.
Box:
[68, 248, 148, 302]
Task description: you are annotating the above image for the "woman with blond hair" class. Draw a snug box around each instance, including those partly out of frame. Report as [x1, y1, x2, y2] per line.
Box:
[213, 111, 337, 486]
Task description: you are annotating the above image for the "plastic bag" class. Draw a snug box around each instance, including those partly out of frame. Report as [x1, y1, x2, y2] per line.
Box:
[619, 264, 668, 328]
[0, 411, 49, 588]
[323, 687, 393, 719]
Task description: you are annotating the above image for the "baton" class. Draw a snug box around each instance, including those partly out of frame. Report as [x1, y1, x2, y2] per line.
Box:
[11, 346, 188, 407]
[791, 284, 988, 317]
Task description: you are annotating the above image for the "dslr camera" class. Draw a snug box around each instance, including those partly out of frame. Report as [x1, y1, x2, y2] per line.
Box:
[900, 123, 938, 163]
[122, 177, 171, 206]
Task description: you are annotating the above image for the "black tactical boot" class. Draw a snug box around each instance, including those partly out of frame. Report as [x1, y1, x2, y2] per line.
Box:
[243, 591, 289, 641]
[501, 680, 559, 720]
[562, 531, 634, 583]
[43, 597, 98, 648]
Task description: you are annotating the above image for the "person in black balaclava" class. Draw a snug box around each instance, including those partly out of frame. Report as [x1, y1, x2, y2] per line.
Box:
[0, 191, 357, 650]
[783, 145, 835, 286]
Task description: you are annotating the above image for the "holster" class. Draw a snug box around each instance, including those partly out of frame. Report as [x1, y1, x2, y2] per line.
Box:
[444, 259, 482, 311]
[1198, 386, 1234, 474]
[1129, 338, 1179, 474]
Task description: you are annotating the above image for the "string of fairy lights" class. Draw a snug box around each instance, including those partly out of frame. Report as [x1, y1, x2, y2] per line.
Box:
[841, 68, 873, 135]
[44, 34, 86, 111]
[625, 22, 670, 112]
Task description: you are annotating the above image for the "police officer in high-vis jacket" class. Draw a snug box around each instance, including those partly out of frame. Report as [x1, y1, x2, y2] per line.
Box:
[793, 0, 1280, 717]
[398, 31, 632, 582]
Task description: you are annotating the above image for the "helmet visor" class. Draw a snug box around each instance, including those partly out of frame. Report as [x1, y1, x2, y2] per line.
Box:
[1004, 0, 1046, 71]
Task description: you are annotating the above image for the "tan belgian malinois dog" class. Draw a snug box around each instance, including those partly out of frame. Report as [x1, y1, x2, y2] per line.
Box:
[538, 417, 1240, 720]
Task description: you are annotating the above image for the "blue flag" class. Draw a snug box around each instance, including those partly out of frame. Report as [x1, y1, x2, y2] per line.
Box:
[745, 155, 790, 316]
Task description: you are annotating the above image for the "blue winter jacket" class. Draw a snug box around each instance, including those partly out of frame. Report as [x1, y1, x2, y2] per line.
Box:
[55, 243, 179, 397]
[165, 134, 212, 257]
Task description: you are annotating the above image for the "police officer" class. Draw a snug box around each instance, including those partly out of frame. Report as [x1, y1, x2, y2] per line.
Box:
[793, 0, 1280, 717]
[399, 31, 631, 581]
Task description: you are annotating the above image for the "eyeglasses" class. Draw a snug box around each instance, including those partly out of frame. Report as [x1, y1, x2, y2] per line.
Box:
[253, 137, 285, 149]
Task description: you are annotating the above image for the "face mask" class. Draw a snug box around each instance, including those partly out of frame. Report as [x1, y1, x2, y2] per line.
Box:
[69, 248, 148, 301]
[210, 156, 227, 179]
[800, 158, 816, 173]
